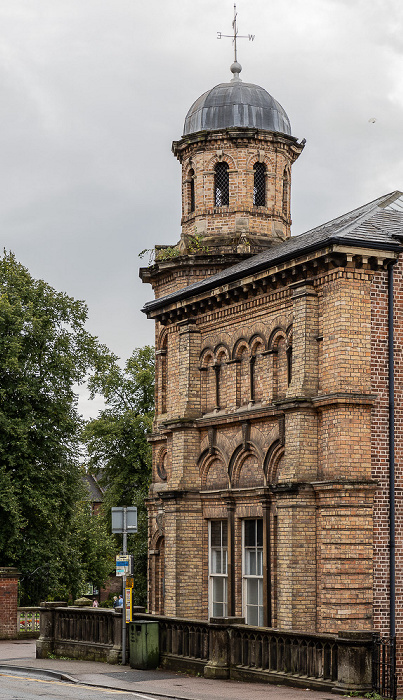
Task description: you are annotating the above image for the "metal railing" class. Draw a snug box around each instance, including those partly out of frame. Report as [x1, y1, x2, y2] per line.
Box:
[17, 608, 41, 637]
[372, 636, 397, 700]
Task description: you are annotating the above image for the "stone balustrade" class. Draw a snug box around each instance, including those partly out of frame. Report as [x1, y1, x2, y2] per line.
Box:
[133, 613, 374, 694]
[36, 602, 123, 664]
[35, 605, 375, 693]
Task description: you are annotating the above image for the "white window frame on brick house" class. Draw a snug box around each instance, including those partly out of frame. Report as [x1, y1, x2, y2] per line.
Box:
[242, 519, 264, 626]
[209, 520, 228, 618]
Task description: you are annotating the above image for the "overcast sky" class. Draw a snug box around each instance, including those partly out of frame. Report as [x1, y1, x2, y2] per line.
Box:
[0, 0, 402, 417]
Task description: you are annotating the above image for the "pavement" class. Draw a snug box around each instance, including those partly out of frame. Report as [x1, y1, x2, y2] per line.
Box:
[0, 639, 348, 700]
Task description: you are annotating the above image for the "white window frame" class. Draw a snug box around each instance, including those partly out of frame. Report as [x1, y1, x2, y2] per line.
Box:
[242, 519, 264, 626]
[208, 520, 228, 619]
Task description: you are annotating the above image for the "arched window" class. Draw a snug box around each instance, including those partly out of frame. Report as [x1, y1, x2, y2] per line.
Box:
[215, 162, 229, 206]
[188, 168, 195, 213]
[282, 168, 290, 216]
[253, 162, 266, 206]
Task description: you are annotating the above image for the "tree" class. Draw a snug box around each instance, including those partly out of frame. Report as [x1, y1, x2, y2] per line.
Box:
[0, 251, 114, 599]
[84, 346, 154, 605]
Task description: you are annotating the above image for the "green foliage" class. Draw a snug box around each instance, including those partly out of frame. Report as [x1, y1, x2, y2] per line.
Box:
[139, 234, 209, 265]
[187, 234, 209, 254]
[84, 346, 155, 606]
[139, 246, 180, 264]
[0, 251, 113, 600]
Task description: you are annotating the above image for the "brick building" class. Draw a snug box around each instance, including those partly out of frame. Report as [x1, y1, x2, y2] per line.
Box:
[140, 61, 402, 669]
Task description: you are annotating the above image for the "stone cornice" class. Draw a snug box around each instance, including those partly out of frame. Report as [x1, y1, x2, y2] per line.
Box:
[143, 244, 398, 325]
[172, 127, 303, 162]
[154, 404, 284, 432]
[312, 392, 375, 408]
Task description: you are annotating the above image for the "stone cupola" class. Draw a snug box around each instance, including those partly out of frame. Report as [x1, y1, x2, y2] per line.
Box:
[140, 62, 304, 299]
[173, 62, 304, 255]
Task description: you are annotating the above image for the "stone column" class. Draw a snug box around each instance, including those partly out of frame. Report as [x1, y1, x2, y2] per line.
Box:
[204, 617, 244, 680]
[36, 602, 67, 658]
[333, 630, 373, 694]
[0, 567, 20, 640]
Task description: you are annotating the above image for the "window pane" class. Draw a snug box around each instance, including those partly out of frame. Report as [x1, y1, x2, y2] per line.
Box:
[211, 549, 221, 574]
[258, 606, 264, 627]
[244, 520, 256, 547]
[257, 550, 263, 576]
[213, 602, 224, 617]
[245, 549, 256, 576]
[215, 162, 229, 206]
[213, 577, 224, 603]
[253, 162, 266, 207]
[211, 521, 221, 547]
[247, 579, 259, 605]
[247, 605, 259, 626]
[211, 521, 227, 547]
[257, 519, 263, 547]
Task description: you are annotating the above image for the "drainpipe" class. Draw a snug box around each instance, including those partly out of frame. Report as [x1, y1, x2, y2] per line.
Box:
[388, 260, 396, 639]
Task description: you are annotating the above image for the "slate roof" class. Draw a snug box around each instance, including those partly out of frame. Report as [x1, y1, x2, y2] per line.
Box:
[84, 474, 104, 503]
[143, 191, 403, 315]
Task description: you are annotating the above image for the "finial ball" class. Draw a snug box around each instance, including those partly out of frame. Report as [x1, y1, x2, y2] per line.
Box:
[230, 61, 242, 75]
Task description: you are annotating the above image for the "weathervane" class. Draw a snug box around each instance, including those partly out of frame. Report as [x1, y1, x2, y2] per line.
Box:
[217, 4, 255, 64]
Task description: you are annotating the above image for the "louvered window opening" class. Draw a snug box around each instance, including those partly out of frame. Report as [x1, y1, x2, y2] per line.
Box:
[215, 162, 229, 206]
[253, 163, 266, 206]
[189, 169, 195, 213]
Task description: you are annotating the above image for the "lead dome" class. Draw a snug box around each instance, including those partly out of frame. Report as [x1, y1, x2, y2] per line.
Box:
[183, 68, 292, 137]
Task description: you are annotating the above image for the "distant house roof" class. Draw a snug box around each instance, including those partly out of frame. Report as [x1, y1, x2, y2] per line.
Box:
[143, 191, 403, 315]
[84, 474, 104, 503]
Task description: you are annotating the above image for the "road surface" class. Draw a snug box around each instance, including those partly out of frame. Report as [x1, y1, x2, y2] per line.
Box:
[0, 671, 172, 700]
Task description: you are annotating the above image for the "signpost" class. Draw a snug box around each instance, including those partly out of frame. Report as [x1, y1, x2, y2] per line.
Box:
[112, 507, 137, 665]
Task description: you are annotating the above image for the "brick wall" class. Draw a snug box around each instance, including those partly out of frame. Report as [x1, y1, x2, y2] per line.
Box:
[371, 259, 403, 685]
[0, 568, 19, 639]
